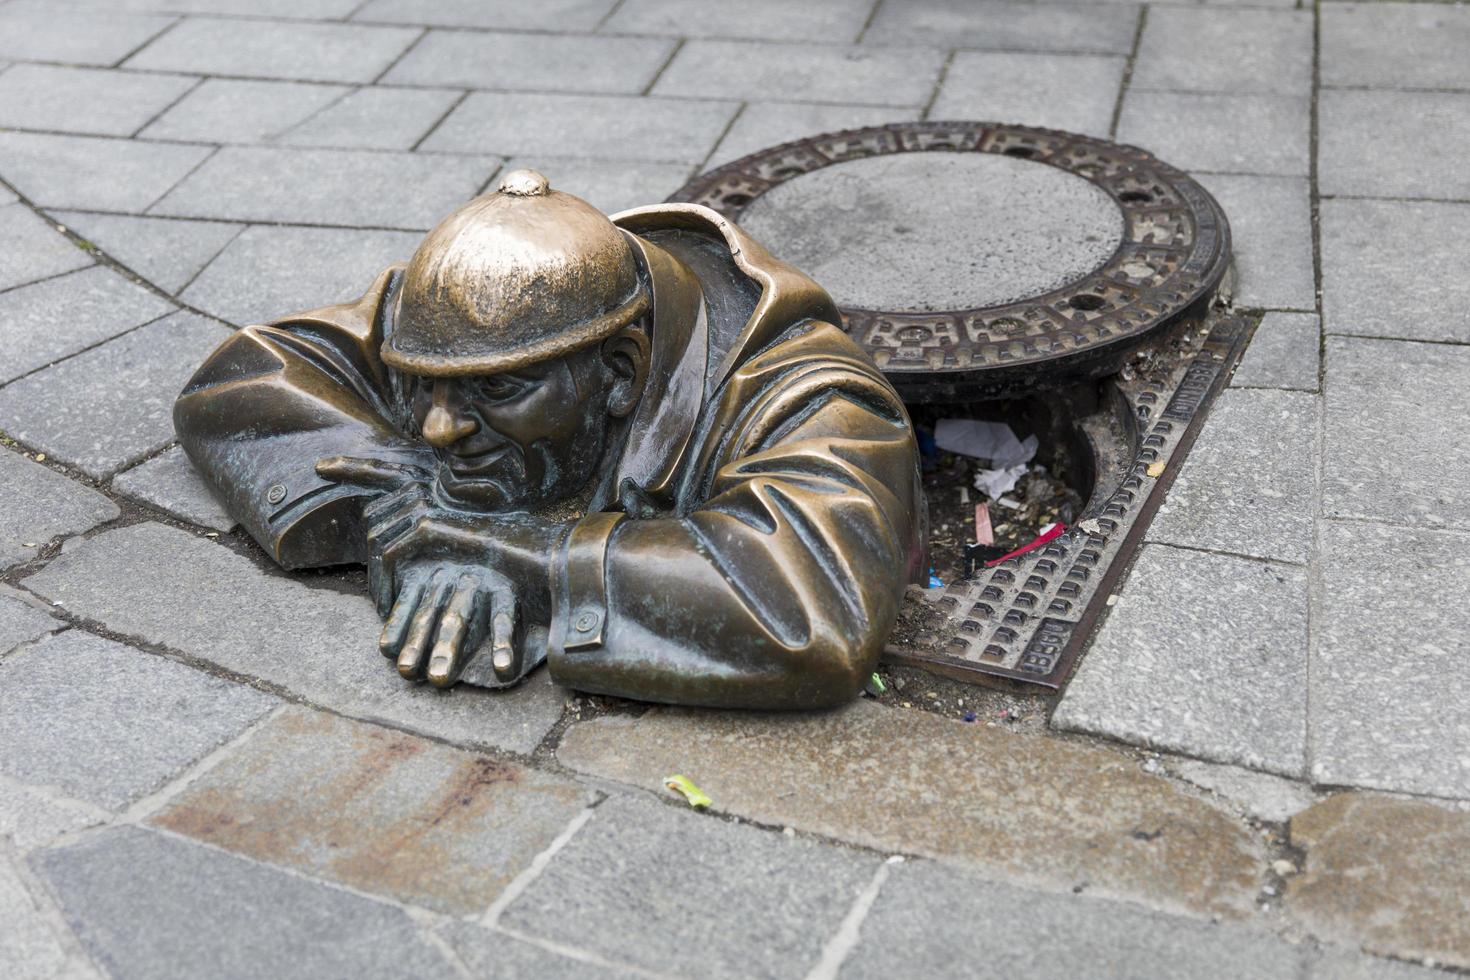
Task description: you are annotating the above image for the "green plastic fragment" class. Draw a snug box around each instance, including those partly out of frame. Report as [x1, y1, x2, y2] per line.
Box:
[664, 774, 712, 809]
[865, 672, 887, 696]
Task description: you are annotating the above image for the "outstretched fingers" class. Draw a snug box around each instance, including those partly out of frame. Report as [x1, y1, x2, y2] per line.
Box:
[427, 574, 483, 688]
[316, 455, 431, 490]
[397, 575, 453, 681]
[489, 587, 521, 683]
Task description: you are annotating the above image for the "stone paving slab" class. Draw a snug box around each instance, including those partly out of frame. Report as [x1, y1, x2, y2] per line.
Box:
[0, 133, 213, 214]
[124, 17, 422, 84]
[559, 701, 1266, 920]
[606, 0, 874, 43]
[0, 312, 231, 479]
[1289, 794, 1470, 970]
[0, 2, 175, 66]
[501, 157, 694, 215]
[140, 79, 352, 145]
[1311, 520, 1470, 799]
[51, 0, 365, 19]
[0, 448, 119, 569]
[0, 630, 277, 811]
[23, 523, 569, 755]
[422, 91, 740, 164]
[1117, 92, 1310, 178]
[180, 224, 419, 325]
[383, 30, 676, 94]
[438, 920, 639, 979]
[112, 446, 236, 532]
[929, 52, 1125, 138]
[0, 846, 97, 980]
[354, 0, 619, 33]
[150, 146, 497, 231]
[0, 778, 106, 855]
[839, 859, 1305, 980]
[1147, 388, 1318, 563]
[502, 794, 878, 979]
[706, 102, 911, 168]
[33, 827, 452, 980]
[274, 86, 463, 151]
[0, 65, 196, 140]
[0, 591, 62, 657]
[1053, 544, 1309, 777]
[1166, 759, 1320, 825]
[655, 40, 945, 108]
[51, 212, 242, 295]
[864, 0, 1139, 55]
[0, 266, 176, 385]
[1322, 2, 1470, 91]
[1231, 312, 1320, 392]
[1132, 6, 1312, 96]
[151, 707, 592, 915]
[0, 202, 93, 293]
[1196, 172, 1315, 312]
[1319, 90, 1470, 201]
[1322, 336, 1470, 529]
[1320, 198, 1470, 345]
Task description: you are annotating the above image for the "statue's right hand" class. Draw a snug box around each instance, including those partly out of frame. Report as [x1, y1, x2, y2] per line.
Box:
[315, 454, 433, 491]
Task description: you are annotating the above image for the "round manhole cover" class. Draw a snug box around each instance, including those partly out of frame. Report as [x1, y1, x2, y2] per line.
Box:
[668, 122, 1231, 401]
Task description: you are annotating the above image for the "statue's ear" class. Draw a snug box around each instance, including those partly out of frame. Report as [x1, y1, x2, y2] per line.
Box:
[602, 323, 651, 418]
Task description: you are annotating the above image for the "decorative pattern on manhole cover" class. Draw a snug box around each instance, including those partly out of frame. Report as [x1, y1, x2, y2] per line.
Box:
[669, 122, 1231, 400]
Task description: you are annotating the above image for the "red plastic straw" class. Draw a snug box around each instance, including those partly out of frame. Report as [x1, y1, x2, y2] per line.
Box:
[984, 523, 1067, 568]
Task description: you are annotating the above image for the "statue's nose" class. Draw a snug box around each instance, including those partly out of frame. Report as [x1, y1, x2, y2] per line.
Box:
[422, 383, 478, 448]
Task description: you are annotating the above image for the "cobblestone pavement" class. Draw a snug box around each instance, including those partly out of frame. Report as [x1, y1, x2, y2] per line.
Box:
[2, 0, 1468, 977]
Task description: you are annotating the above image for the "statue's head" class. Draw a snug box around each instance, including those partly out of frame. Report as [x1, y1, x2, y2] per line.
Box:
[382, 170, 652, 512]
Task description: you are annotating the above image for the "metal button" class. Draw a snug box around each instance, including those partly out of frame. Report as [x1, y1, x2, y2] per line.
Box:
[574, 611, 599, 633]
[266, 483, 287, 505]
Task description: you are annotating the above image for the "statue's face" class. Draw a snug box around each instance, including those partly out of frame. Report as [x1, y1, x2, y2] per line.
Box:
[408, 347, 614, 512]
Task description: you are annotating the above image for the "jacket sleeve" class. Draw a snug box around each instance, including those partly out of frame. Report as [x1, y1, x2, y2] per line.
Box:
[546, 323, 926, 709]
[173, 267, 431, 569]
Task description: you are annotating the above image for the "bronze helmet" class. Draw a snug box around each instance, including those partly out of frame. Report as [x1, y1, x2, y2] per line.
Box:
[382, 169, 649, 376]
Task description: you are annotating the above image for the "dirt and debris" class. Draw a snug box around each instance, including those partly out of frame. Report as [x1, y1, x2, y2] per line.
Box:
[862, 662, 1050, 729]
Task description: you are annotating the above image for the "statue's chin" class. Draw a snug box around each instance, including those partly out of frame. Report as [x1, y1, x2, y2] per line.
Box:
[433, 470, 523, 514]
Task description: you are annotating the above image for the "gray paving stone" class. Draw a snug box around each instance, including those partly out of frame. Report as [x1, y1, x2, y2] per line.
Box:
[383, 30, 675, 94]
[707, 102, 912, 168]
[23, 523, 570, 755]
[51, 211, 242, 295]
[0, 449, 118, 568]
[0, 64, 196, 138]
[439, 920, 639, 979]
[0, 847, 97, 980]
[503, 794, 878, 979]
[1148, 388, 1318, 563]
[1309, 951, 1459, 980]
[1231, 312, 1320, 392]
[838, 860, 1305, 980]
[1133, 6, 1312, 96]
[1196, 172, 1315, 311]
[124, 17, 420, 84]
[1320, 90, 1470, 200]
[502, 157, 692, 215]
[33, 827, 451, 980]
[655, 40, 946, 108]
[275, 86, 462, 151]
[140, 79, 351, 145]
[1323, 336, 1470, 530]
[0, 592, 61, 656]
[151, 707, 592, 915]
[1053, 544, 1309, 777]
[151, 146, 495, 230]
[1166, 760, 1320, 824]
[930, 51, 1126, 138]
[57, 0, 361, 17]
[1321, 199, 1470, 345]
[0, 312, 230, 479]
[353, 0, 617, 32]
[112, 446, 236, 531]
[606, 0, 874, 42]
[0, 631, 276, 810]
[0, 132, 213, 213]
[0, 2, 174, 66]
[1323, 2, 1470, 91]
[422, 91, 738, 164]
[0, 203, 93, 293]
[181, 224, 419, 325]
[0, 265, 176, 384]
[0, 779, 106, 854]
[1117, 91, 1310, 177]
[864, 0, 1140, 55]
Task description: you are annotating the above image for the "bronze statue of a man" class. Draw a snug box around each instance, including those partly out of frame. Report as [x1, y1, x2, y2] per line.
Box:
[175, 170, 925, 709]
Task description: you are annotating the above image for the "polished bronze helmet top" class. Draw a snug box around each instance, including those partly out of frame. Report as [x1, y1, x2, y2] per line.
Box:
[383, 169, 649, 376]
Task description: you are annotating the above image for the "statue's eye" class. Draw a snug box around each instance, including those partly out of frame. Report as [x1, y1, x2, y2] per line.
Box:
[470, 375, 527, 402]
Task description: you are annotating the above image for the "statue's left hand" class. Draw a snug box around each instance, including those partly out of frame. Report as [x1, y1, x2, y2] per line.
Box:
[378, 560, 522, 688]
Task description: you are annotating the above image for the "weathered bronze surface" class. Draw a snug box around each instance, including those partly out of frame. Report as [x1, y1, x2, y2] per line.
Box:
[175, 170, 926, 709]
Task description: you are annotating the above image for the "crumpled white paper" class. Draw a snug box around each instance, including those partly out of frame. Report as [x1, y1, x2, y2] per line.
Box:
[973, 464, 1027, 499]
[934, 419, 1038, 469]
